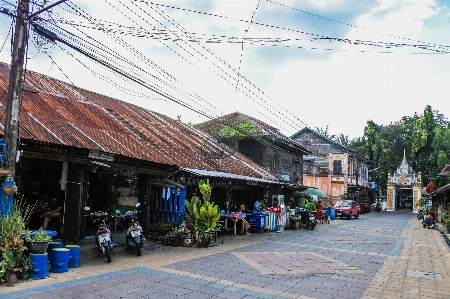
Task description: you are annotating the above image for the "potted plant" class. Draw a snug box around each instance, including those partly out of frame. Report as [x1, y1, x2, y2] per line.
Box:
[0, 248, 18, 283]
[15, 255, 33, 280]
[444, 217, 450, 234]
[184, 179, 220, 248]
[26, 227, 52, 254]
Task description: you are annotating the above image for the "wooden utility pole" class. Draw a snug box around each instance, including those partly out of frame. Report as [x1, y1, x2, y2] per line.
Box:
[4, 0, 67, 179]
[4, 0, 30, 179]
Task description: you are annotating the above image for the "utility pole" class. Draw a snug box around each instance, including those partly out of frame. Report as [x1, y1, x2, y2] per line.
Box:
[4, 0, 29, 179]
[4, 0, 67, 180]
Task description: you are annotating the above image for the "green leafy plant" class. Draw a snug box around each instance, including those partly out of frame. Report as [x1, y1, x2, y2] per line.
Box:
[0, 247, 15, 278]
[15, 255, 33, 273]
[184, 179, 220, 241]
[102, 192, 120, 219]
[148, 222, 177, 245]
[26, 227, 51, 242]
[0, 196, 34, 255]
[418, 197, 428, 209]
[300, 197, 317, 212]
[444, 218, 450, 228]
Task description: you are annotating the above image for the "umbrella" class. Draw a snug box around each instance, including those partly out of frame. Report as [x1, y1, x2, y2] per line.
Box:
[301, 188, 329, 198]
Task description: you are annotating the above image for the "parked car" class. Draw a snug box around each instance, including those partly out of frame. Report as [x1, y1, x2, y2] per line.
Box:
[334, 200, 360, 219]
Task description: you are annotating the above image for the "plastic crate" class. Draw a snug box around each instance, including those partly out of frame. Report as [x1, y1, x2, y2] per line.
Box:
[246, 213, 265, 228]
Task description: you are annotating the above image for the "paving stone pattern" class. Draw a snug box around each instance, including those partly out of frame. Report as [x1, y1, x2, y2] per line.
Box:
[2, 210, 450, 299]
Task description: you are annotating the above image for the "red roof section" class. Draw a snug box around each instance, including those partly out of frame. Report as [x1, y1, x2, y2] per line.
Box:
[0, 62, 280, 181]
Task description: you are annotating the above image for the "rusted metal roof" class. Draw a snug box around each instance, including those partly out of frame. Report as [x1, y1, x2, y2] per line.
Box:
[0, 62, 282, 182]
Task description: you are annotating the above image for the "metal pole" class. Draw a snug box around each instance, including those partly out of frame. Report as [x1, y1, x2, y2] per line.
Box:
[4, 0, 30, 179]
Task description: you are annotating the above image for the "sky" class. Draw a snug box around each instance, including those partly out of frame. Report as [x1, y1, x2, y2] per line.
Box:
[0, 0, 449, 140]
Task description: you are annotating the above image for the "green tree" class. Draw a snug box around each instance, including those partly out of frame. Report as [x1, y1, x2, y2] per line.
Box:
[431, 125, 450, 169]
[217, 120, 261, 140]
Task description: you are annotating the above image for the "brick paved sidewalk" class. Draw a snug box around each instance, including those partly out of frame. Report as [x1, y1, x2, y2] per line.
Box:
[362, 216, 450, 299]
[1, 211, 450, 299]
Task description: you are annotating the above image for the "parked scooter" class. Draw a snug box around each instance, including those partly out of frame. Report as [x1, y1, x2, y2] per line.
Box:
[422, 212, 436, 229]
[116, 203, 145, 256]
[85, 207, 116, 262]
[295, 208, 317, 230]
[417, 208, 424, 220]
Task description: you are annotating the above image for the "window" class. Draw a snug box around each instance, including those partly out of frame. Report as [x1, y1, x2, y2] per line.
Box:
[333, 160, 342, 175]
[292, 160, 299, 174]
[273, 152, 280, 170]
[303, 161, 313, 174]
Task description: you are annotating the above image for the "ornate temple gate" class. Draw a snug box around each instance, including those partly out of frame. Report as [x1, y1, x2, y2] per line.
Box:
[386, 152, 422, 212]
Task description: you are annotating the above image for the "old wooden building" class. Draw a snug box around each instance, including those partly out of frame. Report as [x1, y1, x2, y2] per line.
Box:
[291, 127, 372, 208]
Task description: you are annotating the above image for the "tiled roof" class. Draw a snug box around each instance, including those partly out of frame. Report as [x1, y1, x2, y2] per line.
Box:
[197, 112, 311, 156]
[0, 62, 281, 182]
[291, 127, 370, 163]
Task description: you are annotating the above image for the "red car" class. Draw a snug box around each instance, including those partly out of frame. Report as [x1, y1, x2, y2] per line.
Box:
[334, 200, 360, 220]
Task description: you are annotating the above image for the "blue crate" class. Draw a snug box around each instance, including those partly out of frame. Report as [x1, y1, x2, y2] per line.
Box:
[246, 213, 265, 228]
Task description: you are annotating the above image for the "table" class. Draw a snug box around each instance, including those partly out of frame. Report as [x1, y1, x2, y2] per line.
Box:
[221, 216, 246, 238]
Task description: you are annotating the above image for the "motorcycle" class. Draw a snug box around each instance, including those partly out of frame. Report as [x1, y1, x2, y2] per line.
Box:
[422, 212, 436, 229]
[417, 208, 424, 220]
[296, 208, 316, 230]
[116, 203, 145, 256]
[85, 207, 116, 262]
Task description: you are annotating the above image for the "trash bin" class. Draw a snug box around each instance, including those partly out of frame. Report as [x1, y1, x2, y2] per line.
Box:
[326, 207, 336, 220]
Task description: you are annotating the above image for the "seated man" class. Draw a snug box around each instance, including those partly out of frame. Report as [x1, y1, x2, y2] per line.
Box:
[41, 197, 64, 230]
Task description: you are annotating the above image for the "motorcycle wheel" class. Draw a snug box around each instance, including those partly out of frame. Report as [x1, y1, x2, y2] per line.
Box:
[309, 221, 316, 230]
[347, 214, 352, 220]
[135, 241, 141, 256]
[104, 246, 111, 263]
[355, 213, 359, 219]
[428, 224, 435, 229]
[422, 224, 426, 228]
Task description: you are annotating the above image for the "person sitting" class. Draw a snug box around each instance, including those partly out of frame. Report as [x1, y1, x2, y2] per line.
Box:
[41, 197, 64, 230]
[28, 193, 50, 229]
[253, 199, 263, 213]
[239, 204, 251, 236]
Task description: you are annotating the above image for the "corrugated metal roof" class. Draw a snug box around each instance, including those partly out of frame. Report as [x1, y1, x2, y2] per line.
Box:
[0, 62, 281, 182]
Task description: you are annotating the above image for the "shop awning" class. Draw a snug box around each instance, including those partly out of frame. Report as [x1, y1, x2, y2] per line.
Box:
[301, 188, 329, 198]
[180, 168, 286, 185]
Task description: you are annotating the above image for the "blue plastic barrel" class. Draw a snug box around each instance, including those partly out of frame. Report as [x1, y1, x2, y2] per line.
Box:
[65, 245, 81, 268]
[29, 253, 49, 279]
[47, 241, 63, 263]
[50, 248, 70, 273]
[326, 207, 336, 220]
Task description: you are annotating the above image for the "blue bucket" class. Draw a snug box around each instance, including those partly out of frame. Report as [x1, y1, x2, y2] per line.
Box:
[65, 245, 81, 268]
[50, 248, 70, 273]
[47, 241, 63, 263]
[326, 207, 336, 220]
[29, 253, 49, 279]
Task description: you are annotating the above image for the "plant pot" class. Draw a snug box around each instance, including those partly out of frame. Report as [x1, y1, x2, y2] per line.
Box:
[7, 269, 19, 283]
[197, 237, 211, 248]
[30, 241, 49, 254]
[3, 186, 17, 195]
